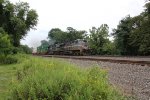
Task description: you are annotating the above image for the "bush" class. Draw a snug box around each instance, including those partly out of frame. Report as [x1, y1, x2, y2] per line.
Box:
[20, 45, 33, 54]
[0, 55, 18, 64]
[11, 56, 124, 100]
[0, 28, 13, 56]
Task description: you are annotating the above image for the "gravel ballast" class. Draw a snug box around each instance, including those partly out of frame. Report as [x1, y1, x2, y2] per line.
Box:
[64, 58, 150, 100]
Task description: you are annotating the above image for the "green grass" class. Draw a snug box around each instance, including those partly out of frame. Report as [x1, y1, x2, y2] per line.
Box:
[0, 54, 28, 99]
[0, 64, 16, 99]
[0, 54, 125, 100]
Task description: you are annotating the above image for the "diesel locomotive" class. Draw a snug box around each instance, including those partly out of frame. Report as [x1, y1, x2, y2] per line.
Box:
[47, 39, 90, 55]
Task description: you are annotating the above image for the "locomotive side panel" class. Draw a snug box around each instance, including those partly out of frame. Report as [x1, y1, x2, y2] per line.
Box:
[47, 39, 90, 55]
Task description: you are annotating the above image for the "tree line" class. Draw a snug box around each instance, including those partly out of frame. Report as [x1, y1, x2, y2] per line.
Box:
[38, 1, 150, 56]
[112, 1, 150, 55]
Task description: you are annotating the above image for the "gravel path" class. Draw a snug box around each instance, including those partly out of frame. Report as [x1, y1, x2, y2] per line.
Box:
[64, 59, 150, 100]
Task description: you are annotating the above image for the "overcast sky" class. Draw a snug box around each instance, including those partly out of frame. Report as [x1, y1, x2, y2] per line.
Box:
[10, 0, 145, 48]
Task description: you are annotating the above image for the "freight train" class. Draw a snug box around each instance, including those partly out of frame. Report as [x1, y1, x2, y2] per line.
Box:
[46, 39, 90, 55]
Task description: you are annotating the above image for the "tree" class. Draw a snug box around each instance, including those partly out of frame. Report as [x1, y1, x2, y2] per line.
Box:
[0, 0, 38, 47]
[0, 27, 12, 56]
[88, 24, 109, 55]
[20, 45, 33, 54]
[112, 16, 133, 55]
[48, 28, 67, 43]
[102, 41, 117, 55]
[48, 27, 87, 44]
[112, 2, 150, 55]
[139, 1, 150, 55]
[66, 27, 87, 42]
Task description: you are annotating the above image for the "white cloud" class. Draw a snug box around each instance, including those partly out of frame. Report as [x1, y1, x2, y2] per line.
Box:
[10, 0, 145, 48]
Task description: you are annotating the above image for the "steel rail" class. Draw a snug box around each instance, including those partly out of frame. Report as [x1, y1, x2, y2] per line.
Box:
[41, 55, 150, 66]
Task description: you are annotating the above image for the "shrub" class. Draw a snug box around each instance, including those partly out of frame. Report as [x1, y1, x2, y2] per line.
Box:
[0, 55, 18, 64]
[11, 56, 124, 100]
[12, 45, 33, 54]
[0, 28, 13, 56]
[20, 45, 33, 54]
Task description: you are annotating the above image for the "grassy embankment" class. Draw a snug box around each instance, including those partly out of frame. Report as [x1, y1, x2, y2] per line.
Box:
[0, 54, 125, 100]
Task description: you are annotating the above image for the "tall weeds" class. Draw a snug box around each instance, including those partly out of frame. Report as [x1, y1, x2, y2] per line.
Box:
[11, 56, 124, 100]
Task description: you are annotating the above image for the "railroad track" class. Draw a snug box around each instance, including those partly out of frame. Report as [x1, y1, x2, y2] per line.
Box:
[42, 55, 150, 66]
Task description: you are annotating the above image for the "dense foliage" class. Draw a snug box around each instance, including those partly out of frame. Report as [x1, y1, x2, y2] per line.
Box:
[0, 0, 37, 63]
[48, 27, 87, 44]
[0, 0, 38, 47]
[19, 45, 33, 54]
[0, 27, 17, 64]
[10, 55, 124, 100]
[88, 24, 116, 55]
[0, 27, 12, 56]
[112, 1, 150, 55]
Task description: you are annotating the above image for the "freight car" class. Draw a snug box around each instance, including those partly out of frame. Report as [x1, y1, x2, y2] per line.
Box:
[47, 39, 90, 55]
